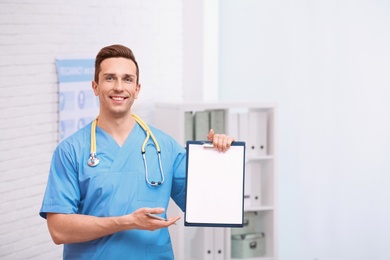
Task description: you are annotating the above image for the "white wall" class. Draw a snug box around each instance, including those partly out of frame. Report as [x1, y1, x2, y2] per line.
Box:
[0, 1, 183, 259]
[220, 0, 390, 259]
[183, 0, 220, 101]
[3, 0, 389, 259]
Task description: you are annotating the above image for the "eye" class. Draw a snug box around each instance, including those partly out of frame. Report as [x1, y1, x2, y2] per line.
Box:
[124, 77, 134, 83]
[105, 76, 114, 81]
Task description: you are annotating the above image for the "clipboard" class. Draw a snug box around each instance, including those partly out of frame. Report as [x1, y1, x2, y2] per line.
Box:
[184, 140, 246, 227]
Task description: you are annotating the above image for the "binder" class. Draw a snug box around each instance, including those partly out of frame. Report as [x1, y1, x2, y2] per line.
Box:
[244, 162, 252, 209]
[191, 227, 226, 259]
[246, 161, 262, 207]
[240, 111, 268, 156]
[248, 110, 268, 156]
[238, 112, 250, 153]
[214, 227, 226, 259]
[191, 227, 214, 260]
[209, 109, 225, 135]
[184, 111, 194, 142]
[184, 141, 246, 227]
[194, 111, 210, 140]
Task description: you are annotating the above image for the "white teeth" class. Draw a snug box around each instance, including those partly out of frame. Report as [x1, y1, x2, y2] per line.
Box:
[112, 97, 124, 101]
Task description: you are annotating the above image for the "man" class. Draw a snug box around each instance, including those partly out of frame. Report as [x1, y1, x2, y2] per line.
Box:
[40, 44, 235, 259]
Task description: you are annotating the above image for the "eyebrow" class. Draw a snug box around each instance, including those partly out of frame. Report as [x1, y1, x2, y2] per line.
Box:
[102, 73, 136, 78]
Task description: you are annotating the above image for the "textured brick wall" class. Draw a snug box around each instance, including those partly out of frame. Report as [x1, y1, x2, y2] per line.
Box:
[0, 0, 183, 258]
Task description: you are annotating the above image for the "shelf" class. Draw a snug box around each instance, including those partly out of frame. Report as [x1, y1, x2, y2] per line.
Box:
[232, 257, 274, 260]
[154, 101, 277, 111]
[154, 102, 277, 260]
[245, 155, 274, 161]
[244, 206, 274, 212]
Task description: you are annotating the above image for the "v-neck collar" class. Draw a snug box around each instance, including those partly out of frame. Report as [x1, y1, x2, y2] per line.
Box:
[95, 123, 145, 170]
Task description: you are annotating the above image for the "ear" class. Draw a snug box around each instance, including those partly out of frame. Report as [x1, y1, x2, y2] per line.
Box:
[134, 84, 141, 99]
[92, 81, 99, 96]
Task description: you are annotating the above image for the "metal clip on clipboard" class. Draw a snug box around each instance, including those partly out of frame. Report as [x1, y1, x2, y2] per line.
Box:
[202, 142, 214, 149]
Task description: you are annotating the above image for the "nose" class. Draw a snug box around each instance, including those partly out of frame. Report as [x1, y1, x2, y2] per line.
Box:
[113, 80, 124, 91]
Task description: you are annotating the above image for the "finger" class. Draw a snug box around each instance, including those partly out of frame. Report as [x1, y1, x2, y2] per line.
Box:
[214, 135, 235, 152]
[207, 129, 215, 141]
[212, 134, 226, 152]
[148, 216, 180, 229]
[148, 207, 165, 214]
[170, 216, 181, 222]
[226, 137, 235, 148]
[167, 216, 181, 225]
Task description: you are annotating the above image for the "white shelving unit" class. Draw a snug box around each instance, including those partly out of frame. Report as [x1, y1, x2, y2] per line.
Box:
[154, 101, 278, 260]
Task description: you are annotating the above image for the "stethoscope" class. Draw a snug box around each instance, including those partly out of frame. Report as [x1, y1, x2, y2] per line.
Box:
[88, 114, 165, 186]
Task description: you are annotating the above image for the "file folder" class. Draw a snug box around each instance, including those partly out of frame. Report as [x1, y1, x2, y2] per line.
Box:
[194, 111, 210, 140]
[209, 109, 225, 135]
[184, 111, 194, 142]
[184, 140, 246, 227]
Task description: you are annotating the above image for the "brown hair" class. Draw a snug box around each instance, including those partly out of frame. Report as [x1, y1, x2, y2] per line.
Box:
[94, 44, 139, 84]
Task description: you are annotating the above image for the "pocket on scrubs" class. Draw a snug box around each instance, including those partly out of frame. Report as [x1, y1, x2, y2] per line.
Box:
[146, 242, 174, 260]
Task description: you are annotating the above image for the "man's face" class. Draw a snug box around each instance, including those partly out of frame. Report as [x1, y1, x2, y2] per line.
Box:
[92, 57, 140, 118]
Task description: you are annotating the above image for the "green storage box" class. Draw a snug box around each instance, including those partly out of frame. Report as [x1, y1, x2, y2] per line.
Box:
[231, 232, 265, 258]
[231, 211, 257, 235]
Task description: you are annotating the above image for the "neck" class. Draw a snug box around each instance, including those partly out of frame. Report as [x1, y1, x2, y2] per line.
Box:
[96, 112, 135, 147]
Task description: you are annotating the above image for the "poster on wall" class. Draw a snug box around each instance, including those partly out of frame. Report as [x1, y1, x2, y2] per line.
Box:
[56, 58, 99, 142]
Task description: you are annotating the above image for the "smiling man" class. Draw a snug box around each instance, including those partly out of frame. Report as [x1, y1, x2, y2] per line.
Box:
[39, 44, 235, 259]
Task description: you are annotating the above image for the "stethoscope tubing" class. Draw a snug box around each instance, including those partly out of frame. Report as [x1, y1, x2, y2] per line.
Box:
[88, 114, 165, 186]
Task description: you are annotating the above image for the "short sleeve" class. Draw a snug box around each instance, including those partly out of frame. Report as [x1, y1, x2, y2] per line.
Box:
[39, 144, 81, 219]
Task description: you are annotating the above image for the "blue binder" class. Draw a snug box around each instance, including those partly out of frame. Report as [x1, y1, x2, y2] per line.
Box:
[184, 140, 246, 227]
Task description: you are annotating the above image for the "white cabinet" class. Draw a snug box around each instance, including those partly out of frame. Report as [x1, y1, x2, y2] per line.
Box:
[154, 102, 277, 260]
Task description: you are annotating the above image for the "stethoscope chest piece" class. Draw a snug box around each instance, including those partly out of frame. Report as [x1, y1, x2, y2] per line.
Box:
[88, 153, 100, 167]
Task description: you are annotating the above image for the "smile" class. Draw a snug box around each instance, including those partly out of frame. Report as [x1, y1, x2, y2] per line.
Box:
[111, 96, 127, 101]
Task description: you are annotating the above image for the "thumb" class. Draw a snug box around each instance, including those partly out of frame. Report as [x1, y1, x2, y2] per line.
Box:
[207, 129, 215, 141]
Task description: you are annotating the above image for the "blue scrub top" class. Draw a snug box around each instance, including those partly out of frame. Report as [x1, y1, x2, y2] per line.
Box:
[40, 122, 187, 259]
